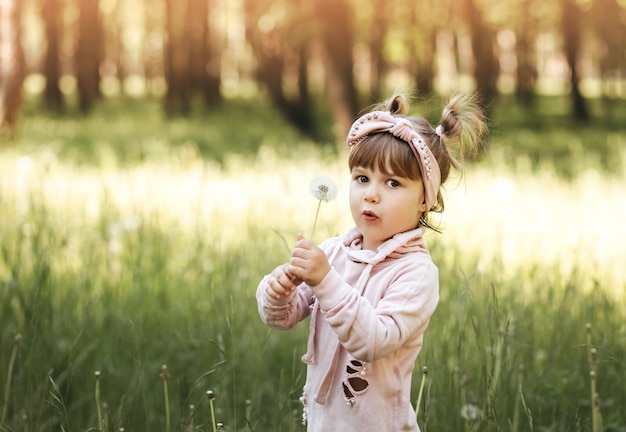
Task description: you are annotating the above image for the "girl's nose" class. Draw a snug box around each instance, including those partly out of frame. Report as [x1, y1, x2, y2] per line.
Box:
[364, 184, 379, 203]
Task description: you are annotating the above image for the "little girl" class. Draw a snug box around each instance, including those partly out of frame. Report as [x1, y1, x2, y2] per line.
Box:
[256, 94, 487, 431]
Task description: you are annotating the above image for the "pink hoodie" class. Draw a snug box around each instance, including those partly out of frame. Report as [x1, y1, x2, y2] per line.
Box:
[257, 226, 439, 431]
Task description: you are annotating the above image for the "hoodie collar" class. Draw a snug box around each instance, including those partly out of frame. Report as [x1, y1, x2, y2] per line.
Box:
[341, 226, 429, 265]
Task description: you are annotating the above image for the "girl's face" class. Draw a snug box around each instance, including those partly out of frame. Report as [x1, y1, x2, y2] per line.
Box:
[350, 165, 426, 251]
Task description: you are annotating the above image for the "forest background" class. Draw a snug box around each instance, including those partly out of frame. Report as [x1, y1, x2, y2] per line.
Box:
[1, 0, 626, 431]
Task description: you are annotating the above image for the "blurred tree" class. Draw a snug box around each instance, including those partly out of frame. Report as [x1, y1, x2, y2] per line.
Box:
[164, 0, 191, 114]
[163, 0, 221, 114]
[0, 0, 25, 135]
[187, 0, 221, 105]
[8, 0, 626, 130]
[367, 0, 388, 101]
[407, 0, 438, 98]
[313, 0, 358, 141]
[76, 0, 103, 112]
[203, 0, 222, 105]
[41, 0, 64, 110]
[560, 0, 589, 121]
[108, 0, 126, 96]
[590, 0, 626, 116]
[463, 0, 499, 109]
[515, 0, 537, 107]
[144, 0, 165, 96]
[243, 0, 317, 137]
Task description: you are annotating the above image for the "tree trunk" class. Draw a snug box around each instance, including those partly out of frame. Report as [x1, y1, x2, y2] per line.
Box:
[515, 0, 536, 107]
[408, 2, 436, 98]
[242, 0, 316, 138]
[560, 0, 589, 121]
[76, 0, 102, 113]
[464, 0, 498, 109]
[204, 0, 222, 105]
[163, 0, 190, 115]
[590, 0, 625, 119]
[41, 0, 64, 110]
[368, 0, 387, 102]
[242, 0, 286, 104]
[187, 0, 207, 99]
[313, 0, 358, 144]
[0, 0, 25, 135]
[112, 0, 126, 96]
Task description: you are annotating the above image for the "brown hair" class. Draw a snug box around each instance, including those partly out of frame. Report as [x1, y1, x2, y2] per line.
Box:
[348, 93, 488, 231]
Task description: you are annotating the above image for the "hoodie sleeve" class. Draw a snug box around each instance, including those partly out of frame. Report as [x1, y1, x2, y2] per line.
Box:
[257, 236, 340, 330]
[256, 275, 314, 330]
[312, 257, 439, 362]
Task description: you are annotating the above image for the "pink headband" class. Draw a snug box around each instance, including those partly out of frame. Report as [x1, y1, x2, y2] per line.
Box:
[346, 111, 441, 212]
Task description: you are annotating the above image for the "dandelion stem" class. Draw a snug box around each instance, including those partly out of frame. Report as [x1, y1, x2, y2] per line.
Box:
[311, 199, 322, 240]
[207, 390, 217, 432]
[95, 371, 104, 432]
[187, 404, 195, 432]
[161, 365, 170, 432]
[1, 334, 21, 425]
[586, 324, 600, 432]
[512, 365, 525, 432]
[245, 399, 253, 432]
[415, 366, 427, 419]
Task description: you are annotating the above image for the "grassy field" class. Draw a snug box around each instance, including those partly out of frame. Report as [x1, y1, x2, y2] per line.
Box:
[1, 95, 625, 431]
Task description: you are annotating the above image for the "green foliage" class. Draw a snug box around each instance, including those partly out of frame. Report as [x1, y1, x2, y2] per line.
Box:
[15, 96, 313, 167]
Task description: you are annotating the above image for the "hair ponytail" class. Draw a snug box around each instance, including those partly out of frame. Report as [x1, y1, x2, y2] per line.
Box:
[438, 93, 488, 169]
[410, 93, 488, 230]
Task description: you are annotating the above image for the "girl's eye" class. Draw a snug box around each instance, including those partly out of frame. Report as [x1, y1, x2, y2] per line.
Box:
[356, 175, 369, 183]
[387, 179, 400, 188]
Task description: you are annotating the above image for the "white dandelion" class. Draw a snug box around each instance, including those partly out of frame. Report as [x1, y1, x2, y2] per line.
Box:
[309, 175, 338, 202]
[309, 175, 338, 240]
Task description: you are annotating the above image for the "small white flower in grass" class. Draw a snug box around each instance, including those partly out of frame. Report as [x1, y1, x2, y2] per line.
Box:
[460, 403, 480, 421]
[309, 175, 338, 240]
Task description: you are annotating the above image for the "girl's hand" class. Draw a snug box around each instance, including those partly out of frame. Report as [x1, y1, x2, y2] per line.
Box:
[288, 234, 331, 287]
[266, 264, 301, 300]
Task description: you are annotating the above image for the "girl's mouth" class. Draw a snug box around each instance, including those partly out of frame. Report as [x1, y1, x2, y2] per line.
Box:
[362, 210, 379, 221]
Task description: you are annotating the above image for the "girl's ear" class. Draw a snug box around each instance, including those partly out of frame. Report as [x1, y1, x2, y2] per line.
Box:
[419, 201, 427, 213]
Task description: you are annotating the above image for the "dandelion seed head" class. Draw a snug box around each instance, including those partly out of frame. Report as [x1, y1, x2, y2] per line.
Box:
[309, 176, 338, 202]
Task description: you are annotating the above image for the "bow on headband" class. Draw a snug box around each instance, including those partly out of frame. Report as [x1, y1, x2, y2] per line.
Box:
[346, 111, 441, 212]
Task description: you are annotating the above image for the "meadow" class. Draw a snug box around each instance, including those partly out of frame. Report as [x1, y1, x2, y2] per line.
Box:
[1, 95, 625, 431]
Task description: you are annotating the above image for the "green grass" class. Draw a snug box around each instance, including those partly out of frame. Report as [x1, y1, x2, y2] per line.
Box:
[1, 95, 625, 431]
[14, 95, 321, 167]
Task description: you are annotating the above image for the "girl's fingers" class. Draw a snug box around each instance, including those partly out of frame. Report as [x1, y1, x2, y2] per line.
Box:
[267, 270, 297, 299]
